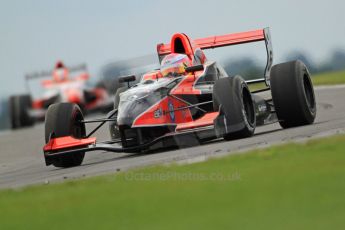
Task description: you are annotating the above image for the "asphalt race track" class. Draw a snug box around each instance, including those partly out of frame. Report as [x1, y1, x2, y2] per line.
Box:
[1, 86, 345, 189]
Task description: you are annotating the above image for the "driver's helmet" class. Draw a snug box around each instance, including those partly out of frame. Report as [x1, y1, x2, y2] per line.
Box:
[53, 61, 69, 82]
[161, 53, 192, 77]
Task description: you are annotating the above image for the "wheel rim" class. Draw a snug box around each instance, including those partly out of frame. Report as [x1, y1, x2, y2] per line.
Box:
[303, 74, 315, 111]
[72, 110, 85, 139]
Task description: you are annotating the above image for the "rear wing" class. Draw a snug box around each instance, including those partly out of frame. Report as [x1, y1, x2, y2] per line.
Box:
[157, 28, 273, 86]
[25, 64, 88, 81]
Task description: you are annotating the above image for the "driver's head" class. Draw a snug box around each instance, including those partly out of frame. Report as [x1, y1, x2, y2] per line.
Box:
[55, 61, 65, 69]
[161, 53, 191, 77]
[53, 61, 68, 82]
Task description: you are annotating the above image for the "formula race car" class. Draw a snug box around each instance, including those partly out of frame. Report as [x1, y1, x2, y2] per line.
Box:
[9, 61, 112, 129]
[43, 28, 316, 168]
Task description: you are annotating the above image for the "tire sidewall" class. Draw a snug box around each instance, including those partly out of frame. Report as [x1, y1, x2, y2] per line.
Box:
[45, 103, 85, 143]
[239, 81, 256, 133]
[296, 62, 316, 122]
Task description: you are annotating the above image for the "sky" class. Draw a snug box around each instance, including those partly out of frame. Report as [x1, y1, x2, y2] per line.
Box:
[1, 0, 345, 97]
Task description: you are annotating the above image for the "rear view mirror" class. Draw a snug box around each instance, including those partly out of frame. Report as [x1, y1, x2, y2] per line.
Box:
[119, 75, 136, 87]
[185, 65, 204, 73]
[119, 75, 136, 83]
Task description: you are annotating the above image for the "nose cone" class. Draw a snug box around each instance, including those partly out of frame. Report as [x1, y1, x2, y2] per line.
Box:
[117, 100, 138, 126]
[116, 77, 171, 127]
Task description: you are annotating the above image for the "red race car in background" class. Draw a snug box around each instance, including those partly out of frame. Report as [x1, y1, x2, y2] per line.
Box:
[9, 61, 112, 129]
[43, 28, 316, 168]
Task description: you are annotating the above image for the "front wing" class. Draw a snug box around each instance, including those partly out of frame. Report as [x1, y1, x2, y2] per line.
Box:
[43, 112, 220, 165]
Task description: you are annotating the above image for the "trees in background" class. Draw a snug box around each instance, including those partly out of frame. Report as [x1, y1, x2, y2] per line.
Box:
[318, 50, 345, 73]
[222, 49, 345, 79]
[222, 58, 264, 80]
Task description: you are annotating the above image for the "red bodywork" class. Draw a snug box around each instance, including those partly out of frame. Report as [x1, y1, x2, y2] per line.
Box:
[44, 136, 96, 152]
[175, 112, 219, 131]
[133, 96, 194, 127]
[157, 29, 265, 56]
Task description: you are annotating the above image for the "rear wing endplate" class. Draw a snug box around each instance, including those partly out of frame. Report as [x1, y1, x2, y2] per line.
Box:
[157, 28, 273, 86]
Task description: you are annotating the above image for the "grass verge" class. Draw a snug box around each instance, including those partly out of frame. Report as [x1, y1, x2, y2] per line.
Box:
[311, 70, 345, 86]
[1, 135, 345, 229]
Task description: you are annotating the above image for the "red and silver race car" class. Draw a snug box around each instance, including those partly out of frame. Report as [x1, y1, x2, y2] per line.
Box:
[9, 61, 112, 129]
[43, 28, 316, 168]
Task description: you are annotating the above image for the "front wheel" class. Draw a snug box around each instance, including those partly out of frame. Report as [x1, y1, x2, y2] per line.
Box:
[45, 103, 86, 167]
[213, 76, 256, 140]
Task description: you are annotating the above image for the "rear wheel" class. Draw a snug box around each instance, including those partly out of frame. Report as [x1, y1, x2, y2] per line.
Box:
[270, 60, 316, 128]
[9, 94, 34, 129]
[213, 76, 256, 140]
[45, 103, 86, 167]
